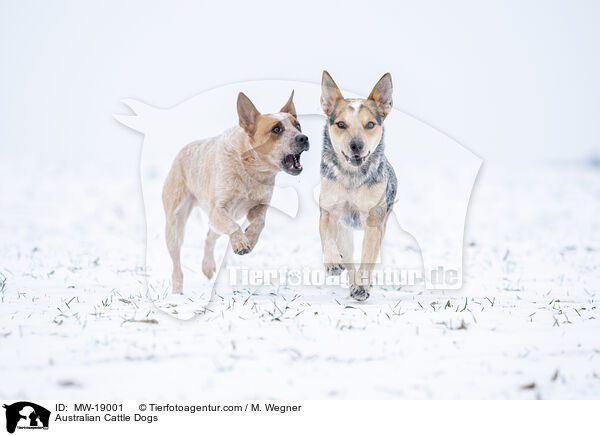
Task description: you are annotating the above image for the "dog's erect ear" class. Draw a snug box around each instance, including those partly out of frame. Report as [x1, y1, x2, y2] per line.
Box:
[368, 73, 393, 119]
[321, 71, 344, 116]
[280, 90, 297, 118]
[237, 92, 261, 136]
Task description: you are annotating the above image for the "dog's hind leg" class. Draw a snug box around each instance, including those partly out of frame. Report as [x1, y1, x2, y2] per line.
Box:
[202, 229, 220, 279]
[163, 169, 194, 294]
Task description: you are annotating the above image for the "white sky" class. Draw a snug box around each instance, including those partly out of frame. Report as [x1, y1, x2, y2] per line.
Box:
[1, 0, 599, 168]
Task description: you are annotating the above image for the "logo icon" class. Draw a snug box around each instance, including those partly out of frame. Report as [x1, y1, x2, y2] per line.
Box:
[3, 402, 50, 434]
[115, 80, 481, 319]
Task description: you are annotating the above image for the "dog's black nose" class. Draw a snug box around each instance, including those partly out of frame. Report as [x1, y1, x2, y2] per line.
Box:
[295, 134, 309, 150]
[349, 139, 363, 155]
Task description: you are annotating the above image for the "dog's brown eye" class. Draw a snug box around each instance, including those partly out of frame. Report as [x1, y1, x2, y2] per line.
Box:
[365, 121, 375, 129]
[295, 122, 301, 131]
[336, 121, 346, 129]
[271, 125, 282, 134]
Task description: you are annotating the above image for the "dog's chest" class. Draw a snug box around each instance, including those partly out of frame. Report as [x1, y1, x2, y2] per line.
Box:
[230, 180, 273, 219]
[320, 178, 386, 220]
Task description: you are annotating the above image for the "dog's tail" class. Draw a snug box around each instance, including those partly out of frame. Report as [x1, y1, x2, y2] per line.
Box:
[114, 99, 163, 134]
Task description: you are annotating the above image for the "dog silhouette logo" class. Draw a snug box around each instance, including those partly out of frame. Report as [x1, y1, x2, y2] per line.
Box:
[3, 402, 50, 433]
[115, 79, 481, 319]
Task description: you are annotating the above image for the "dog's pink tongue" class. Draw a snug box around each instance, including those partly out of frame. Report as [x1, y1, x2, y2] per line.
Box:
[294, 156, 301, 169]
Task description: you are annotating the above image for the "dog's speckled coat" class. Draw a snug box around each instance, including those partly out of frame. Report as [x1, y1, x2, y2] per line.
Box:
[162, 92, 308, 293]
[318, 71, 397, 301]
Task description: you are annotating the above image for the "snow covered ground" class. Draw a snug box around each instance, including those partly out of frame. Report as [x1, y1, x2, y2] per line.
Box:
[0, 157, 599, 399]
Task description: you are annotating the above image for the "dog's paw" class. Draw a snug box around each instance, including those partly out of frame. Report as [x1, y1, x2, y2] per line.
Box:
[350, 285, 370, 301]
[231, 231, 252, 255]
[244, 231, 259, 252]
[325, 263, 345, 276]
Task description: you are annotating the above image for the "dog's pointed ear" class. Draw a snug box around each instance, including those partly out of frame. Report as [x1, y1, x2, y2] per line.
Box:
[368, 73, 393, 119]
[321, 71, 344, 116]
[280, 90, 297, 118]
[237, 92, 261, 136]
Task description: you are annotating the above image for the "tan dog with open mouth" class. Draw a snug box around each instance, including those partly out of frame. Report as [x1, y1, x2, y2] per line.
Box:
[162, 91, 309, 294]
[319, 71, 397, 301]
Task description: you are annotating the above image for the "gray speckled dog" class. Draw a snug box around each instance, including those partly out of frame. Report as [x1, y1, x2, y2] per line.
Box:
[319, 71, 397, 301]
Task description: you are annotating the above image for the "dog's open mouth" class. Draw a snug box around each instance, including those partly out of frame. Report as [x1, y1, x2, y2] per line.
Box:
[282, 152, 303, 175]
[342, 150, 371, 167]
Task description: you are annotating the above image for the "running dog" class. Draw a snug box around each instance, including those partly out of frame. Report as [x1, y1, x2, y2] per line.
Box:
[319, 71, 397, 301]
[162, 91, 309, 294]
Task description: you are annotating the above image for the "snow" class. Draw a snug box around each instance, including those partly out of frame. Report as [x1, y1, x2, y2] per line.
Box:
[0, 156, 599, 400]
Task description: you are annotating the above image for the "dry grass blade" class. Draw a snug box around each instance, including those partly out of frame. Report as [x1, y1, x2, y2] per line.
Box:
[123, 318, 159, 325]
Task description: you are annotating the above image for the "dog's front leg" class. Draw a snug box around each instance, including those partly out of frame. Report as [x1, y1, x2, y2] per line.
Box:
[244, 204, 267, 250]
[351, 206, 388, 301]
[320, 207, 344, 275]
[209, 207, 252, 255]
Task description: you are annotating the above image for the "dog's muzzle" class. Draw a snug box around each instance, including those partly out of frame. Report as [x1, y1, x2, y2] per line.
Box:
[342, 150, 371, 167]
[282, 135, 309, 175]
